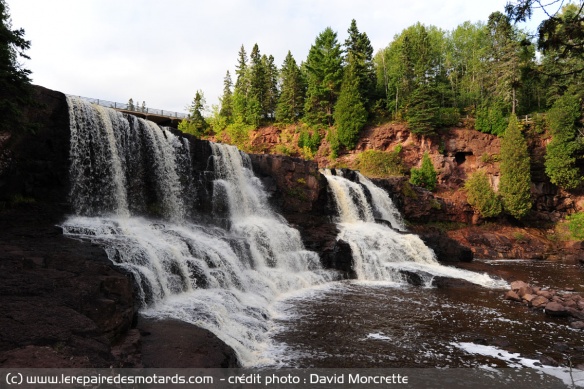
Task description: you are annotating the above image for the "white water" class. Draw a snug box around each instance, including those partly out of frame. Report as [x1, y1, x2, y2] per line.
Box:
[323, 170, 507, 288]
[62, 97, 336, 366]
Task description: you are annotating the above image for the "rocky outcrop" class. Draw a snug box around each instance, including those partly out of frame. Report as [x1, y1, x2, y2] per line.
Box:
[138, 317, 239, 368]
[504, 280, 584, 327]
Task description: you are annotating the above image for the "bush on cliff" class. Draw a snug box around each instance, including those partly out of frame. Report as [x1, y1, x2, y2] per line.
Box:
[567, 212, 584, 240]
[409, 152, 437, 191]
[464, 170, 502, 218]
[356, 146, 404, 177]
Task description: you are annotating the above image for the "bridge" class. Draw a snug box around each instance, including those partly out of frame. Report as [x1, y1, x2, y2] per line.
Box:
[68, 95, 189, 127]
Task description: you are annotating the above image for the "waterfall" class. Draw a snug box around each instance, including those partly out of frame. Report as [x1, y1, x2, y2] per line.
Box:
[323, 170, 506, 288]
[62, 97, 336, 366]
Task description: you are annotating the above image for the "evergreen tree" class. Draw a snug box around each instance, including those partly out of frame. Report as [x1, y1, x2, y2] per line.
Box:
[405, 84, 439, 135]
[234, 45, 249, 92]
[127, 98, 135, 111]
[499, 114, 532, 219]
[334, 53, 368, 150]
[464, 170, 502, 218]
[276, 51, 305, 123]
[410, 152, 437, 191]
[344, 19, 376, 109]
[304, 27, 344, 126]
[219, 70, 233, 121]
[179, 90, 209, 137]
[545, 91, 583, 189]
[262, 54, 278, 119]
[0, 0, 31, 132]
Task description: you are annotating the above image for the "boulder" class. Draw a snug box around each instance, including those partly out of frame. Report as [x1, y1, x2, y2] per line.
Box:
[510, 281, 529, 291]
[505, 290, 521, 302]
[530, 296, 549, 308]
[544, 302, 570, 317]
[570, 321, 584, 330]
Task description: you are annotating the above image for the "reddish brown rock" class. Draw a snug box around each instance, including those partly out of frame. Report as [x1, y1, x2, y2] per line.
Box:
[544, 302, 570, 317]
[510, 281, 529, 291]
[523, 294, 535, 303]
[570, 321, 584, 330]
[505, 290, 521, 302]
[536, 290, 553, 299]
[530, 296, 550, 308]
[518, 285, 534, 298]
[567, 308, 584, 320]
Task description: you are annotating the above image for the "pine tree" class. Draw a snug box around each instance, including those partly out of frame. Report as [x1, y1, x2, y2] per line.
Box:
[304, 27, 344, 126]
[0, 0, 31, 132]
[179, 90, 209, 137]
[545, 91, 583, 189]
[344, 19, 376, 109]
[219, 71, 233, 121]
[234, 45, 248, 92]
[262, 54, 278, 119]
[334, 53, 368, 150]
[406, 84, 439, 135]
[276, 51, 305, 123]
[499, 114, 532, 219]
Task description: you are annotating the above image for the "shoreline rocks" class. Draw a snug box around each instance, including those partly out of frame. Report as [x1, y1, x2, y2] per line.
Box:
[504, 280, 584, 326]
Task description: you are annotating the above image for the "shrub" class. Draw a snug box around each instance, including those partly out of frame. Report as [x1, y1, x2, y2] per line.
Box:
[356, 147, 405, 178]
[409, 152, 437, 191]
[475, 103, 508, 136]
[567, 212, 584, 240]
[464, 170, 502, 218]
[298, 127, 322, 154]
[436, 107, 461, 127]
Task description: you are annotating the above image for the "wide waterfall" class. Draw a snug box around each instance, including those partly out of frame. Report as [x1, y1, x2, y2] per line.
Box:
[323, 170, 506, 288]
[62, 97, 336, 366]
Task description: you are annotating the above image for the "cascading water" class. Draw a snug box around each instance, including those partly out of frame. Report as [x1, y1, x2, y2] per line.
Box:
[62, 97, 336, 366]
[323, 169, 507, 288]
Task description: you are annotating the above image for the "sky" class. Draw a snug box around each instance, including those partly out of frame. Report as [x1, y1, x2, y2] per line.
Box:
[8, 0, 545, 114]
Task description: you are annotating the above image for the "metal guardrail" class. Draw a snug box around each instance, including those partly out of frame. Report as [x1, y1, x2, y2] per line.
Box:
[67, 94, 189, 120]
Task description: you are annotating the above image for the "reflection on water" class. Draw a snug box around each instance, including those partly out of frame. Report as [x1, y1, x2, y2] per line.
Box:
[268, 260, 584, 371]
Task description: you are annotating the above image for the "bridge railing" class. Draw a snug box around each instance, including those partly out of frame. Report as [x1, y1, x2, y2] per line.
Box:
[67, 95, 189, 120]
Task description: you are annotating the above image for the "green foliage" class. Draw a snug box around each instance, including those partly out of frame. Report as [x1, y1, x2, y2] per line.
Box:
[409, 152, 437, 191]
[179, 90, 209, 137]
[276, 51, 305, 123]
[475, 102, 508, 135]
[303, 27, 344, 126]
[464, 170, 502, 218]
[334, 56, 368, 149]
[436, 107, 461, 127]
[567, 212, 584, 240]
[499, 115, 532, 219]
[344, 19, 377, 110]
[297, 127, 321, 153]
[0, 0, 32, 132]
[405, 85, 439, 135]
[356, 148, 405, 178]
[545, 91, 583, 189]
[225, 121, 253, 150]
[219, 71, 233, 121]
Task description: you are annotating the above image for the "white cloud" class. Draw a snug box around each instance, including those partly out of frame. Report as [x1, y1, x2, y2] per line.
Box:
[9, 0, 518, 113]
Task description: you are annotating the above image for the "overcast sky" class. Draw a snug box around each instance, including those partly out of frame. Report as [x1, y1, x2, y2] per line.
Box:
[9, 0, 543, 114]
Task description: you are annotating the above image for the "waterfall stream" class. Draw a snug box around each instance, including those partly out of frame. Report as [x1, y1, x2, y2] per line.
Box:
[322, 169, 507, 288]
[62, 97, 336, 366]
[62, 97, 505, 367]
